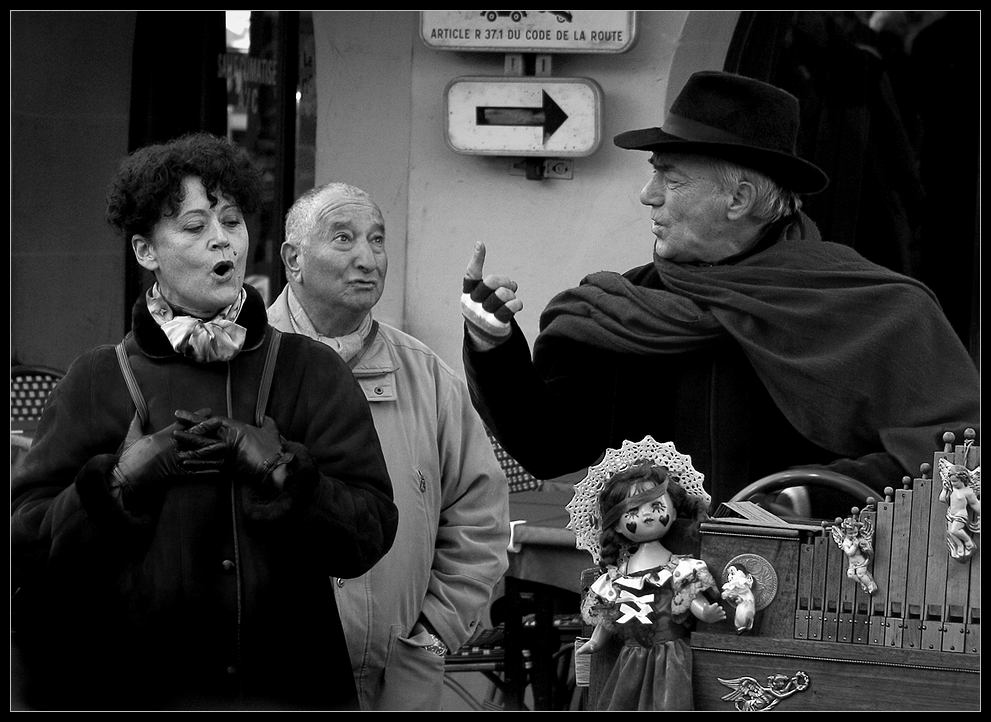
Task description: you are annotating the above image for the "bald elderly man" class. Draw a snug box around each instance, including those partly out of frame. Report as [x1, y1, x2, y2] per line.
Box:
[269, 182, 509, 711]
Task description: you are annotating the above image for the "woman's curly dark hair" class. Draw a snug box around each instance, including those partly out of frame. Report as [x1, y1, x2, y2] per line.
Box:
[105, 132, 262, 241]
[597, 459, 709, 568]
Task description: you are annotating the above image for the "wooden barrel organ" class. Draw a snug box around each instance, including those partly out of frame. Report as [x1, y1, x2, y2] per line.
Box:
[692, 430, 981, 711]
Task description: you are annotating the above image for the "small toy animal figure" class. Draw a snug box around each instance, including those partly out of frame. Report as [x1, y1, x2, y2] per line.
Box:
[721, 565, 756, 633]
[938, 459, 981, 562]
[830, 512, 878, 594]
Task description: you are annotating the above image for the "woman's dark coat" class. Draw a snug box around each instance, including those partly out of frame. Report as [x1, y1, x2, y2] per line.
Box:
[11, 285, 398, 711]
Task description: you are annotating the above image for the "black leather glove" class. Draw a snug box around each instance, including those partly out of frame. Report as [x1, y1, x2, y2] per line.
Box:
[225, 416, 294, 487]
[182, 415, 294, 489]
[173, 407, 228, 466]
[112, 407, 225, 515]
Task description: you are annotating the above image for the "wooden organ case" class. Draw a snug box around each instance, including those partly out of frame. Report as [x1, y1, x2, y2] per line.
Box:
[692, 430, 981, 711]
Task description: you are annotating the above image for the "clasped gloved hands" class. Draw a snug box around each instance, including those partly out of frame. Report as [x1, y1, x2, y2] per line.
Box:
[460, 241, 524, 350]
[111, 407, 226, 515]
[176, 412, 294, 491]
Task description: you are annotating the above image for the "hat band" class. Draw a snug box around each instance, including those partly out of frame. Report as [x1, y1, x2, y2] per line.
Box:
[661, 112, 750, 146]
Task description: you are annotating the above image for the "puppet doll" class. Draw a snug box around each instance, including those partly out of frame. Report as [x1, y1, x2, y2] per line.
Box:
[569, 438, 725, 711]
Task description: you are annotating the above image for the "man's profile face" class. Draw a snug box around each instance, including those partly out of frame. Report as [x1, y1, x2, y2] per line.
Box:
[639, 153, 732, 264]
[299, 191, 387, 321]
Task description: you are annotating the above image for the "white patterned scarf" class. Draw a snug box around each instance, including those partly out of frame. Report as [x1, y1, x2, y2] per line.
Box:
[146, 283, 247, 363]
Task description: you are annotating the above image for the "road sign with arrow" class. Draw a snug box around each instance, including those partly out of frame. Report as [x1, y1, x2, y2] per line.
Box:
[445, 77, 602, 156]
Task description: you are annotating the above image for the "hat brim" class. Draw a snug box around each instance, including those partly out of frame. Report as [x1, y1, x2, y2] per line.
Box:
[614, 127, 829, 195]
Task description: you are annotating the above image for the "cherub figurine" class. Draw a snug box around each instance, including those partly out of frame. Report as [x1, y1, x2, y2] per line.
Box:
[830, 511, 878, 594]
[575, 459, 725, 710]
[938, 459, 981, 561]
[721, 565, 756, 633]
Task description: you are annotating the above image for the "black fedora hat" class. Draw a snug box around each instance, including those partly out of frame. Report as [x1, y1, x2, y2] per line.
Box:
[614, 71, 829, 194]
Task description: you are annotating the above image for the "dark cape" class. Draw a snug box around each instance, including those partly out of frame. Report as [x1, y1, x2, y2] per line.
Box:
[537, 216, 979, 478]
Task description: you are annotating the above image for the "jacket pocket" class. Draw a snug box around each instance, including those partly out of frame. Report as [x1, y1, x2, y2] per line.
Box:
[379, 625, 446, 710]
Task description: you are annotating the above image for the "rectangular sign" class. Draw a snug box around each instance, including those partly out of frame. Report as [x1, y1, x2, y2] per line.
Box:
[446, 77, 602, 157]
[422, 10, 637, 54]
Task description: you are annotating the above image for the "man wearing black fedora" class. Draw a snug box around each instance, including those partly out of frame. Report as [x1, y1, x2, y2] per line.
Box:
[460, 70, 979, 518]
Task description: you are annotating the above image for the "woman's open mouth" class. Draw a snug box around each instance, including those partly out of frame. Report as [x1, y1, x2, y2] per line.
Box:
[212, 260, 235, 279]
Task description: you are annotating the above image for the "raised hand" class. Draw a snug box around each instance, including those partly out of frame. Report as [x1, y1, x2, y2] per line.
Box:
[460, 241, 524, 350]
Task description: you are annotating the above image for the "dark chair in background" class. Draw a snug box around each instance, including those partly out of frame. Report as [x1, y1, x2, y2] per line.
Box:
[487, 429, 542, 493]
[11, 364, 64, 424]
[444, 580, 582, 711]
[505, 579, 583, 710]
[444, 431, 582, 710]
[10, 363, 64, 710]
[443, 624, 511, 711]
[11, 364, 64, 478]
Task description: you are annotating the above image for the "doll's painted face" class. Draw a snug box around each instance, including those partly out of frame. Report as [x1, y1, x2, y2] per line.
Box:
[615, 484, 676, 544]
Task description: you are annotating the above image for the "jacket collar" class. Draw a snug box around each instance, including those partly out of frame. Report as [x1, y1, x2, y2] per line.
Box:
[131, 283, 270, 359]
[270, 284, 398, 376]
[350, 326, 400, 377]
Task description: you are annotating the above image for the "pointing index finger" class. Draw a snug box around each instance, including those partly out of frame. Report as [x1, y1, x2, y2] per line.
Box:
[465, 241, 486, 281]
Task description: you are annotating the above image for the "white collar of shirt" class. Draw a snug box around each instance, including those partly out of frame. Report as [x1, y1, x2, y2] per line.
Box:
[286, 285, 373, 364]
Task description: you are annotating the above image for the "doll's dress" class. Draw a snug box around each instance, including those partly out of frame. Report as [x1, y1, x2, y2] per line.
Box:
[585, 555, 716, 710]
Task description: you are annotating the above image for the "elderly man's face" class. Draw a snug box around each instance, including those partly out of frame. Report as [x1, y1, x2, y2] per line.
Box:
[298, 191, 387, 327]
[639, 153, 734, 264]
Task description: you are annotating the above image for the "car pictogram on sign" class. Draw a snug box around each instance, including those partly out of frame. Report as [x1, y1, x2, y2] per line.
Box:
[481, 11, 527, 23]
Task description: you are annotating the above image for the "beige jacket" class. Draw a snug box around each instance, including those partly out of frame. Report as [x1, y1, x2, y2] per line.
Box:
[269, 288, 510, 710]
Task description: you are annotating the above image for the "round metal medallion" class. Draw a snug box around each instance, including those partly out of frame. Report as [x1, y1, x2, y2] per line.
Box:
[722, 553, 777, 611]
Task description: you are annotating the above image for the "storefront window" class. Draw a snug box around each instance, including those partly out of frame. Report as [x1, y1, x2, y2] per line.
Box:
[295, 12, 317, 202]
[221, 10, 306, 304]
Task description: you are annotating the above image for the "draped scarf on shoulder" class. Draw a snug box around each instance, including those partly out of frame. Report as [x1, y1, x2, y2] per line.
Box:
[537, 215, 980, 472]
